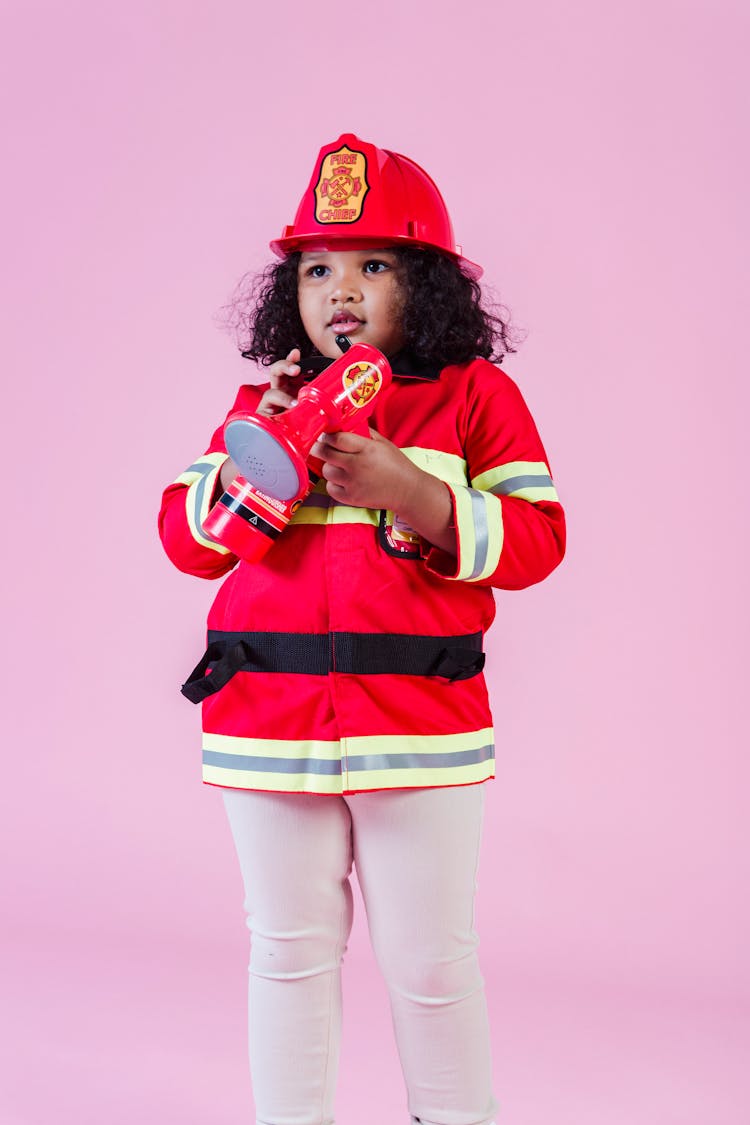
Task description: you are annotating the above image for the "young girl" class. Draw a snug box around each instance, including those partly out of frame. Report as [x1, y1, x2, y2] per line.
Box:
[159, 133, 565, 1125]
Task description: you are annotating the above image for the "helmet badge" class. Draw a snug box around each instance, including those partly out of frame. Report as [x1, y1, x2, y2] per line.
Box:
[314, 143, 370, 225]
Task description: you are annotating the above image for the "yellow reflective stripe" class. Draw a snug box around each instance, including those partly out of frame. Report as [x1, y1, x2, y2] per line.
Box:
[345, 728, 493, 755]
[472, 461, 559, 503]
[289, 506, 328, 526]
[332, 505, 379, 526]
[172, 452, 229, 487]
[291, 504, 379, 527]
[470, 490, 503, 582]
[449, 487, 502, 582]
[204, 733, 342, 758]
[451, 486, 478, 580]
[345, 760, 495, 790]
[289, 480, 377, 526]
[204, 764, 345, 794]
[401, 447, 468, 485]
[173, 453, 232, 554]
[203, 735, 343, 793]
[289, 448, 467, 529]
[290, 481, 330, 525]
[202, 728, 495, 794]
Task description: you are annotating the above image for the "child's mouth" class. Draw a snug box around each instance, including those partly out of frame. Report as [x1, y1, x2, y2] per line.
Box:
[329, 313, 364, 333]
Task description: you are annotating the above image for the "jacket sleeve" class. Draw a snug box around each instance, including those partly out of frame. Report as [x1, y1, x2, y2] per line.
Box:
[157, 384, 264, 579]
[423, 365, 566, 590]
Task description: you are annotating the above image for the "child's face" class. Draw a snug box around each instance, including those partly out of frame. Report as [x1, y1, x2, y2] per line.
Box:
[297, 249, 406, 359]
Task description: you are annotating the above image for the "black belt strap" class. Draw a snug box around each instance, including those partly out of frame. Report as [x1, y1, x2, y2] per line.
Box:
[179, 641, 251, 704]
[181, 630, 485, 703]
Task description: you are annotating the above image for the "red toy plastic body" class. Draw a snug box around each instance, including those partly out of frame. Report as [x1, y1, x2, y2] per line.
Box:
[202, 477, 306, 563]
[202, 343, 391, 562]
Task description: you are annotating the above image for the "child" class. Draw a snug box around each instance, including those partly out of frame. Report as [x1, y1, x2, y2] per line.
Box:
[159, 133, 565, 1125]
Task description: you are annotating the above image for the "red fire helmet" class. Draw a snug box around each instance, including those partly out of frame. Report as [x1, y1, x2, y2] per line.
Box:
[269, 133, 482, 279]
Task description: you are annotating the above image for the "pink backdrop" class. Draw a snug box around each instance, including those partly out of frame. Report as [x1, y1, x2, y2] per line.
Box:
[2, 1, 747, 1122]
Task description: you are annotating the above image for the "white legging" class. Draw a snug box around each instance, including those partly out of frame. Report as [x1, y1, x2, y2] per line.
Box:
[222, 784, 499, 1125]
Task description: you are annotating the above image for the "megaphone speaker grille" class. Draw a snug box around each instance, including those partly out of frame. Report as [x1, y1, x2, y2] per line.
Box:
[224, 419, 303, 501]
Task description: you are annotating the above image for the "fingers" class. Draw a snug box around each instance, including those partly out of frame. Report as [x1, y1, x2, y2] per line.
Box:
[258, 387, 298, 415]
[324, 478, 347, 500]
[269, 348, 302, 390]
[314, 430, 369, 455]
[320, 461, 351, 492]
[259, 349, 304, 414]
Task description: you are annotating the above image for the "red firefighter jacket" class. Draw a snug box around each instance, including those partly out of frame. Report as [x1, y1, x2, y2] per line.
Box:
[158, 358, 566, 795]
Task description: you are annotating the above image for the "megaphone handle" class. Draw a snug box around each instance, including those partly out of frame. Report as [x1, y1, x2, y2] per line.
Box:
[344, 413, 372, 438]
[307, 411, 373, 478]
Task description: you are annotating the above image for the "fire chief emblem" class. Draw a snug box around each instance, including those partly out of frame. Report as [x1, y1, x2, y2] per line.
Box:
[342, 361, 381, 407]
[314, 144, 370, 224]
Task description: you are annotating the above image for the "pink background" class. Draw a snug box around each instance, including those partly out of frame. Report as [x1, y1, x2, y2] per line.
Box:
[2, 1, 747, 1122]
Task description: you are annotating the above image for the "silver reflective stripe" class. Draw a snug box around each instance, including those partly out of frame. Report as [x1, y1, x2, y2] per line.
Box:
[468, 489, 489, 580]
[204, 745, 494, 774]
[303, 492, 335, 508]
[490, 474, 553, 495]
[203, 750, 342, 775]
[347, 744, 494, 772]
[185, 461, 220, 525]
[185, 461, 217, 475]
[193, 470, 213, 523]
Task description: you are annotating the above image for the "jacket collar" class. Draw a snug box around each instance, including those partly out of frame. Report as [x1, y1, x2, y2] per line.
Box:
[300, 349, 441, 382]
[388, 350, 441, 381]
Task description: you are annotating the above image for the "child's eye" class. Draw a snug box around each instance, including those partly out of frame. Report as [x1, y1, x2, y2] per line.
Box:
[363, 260, 390, 274]
[305, 264, 329, 278]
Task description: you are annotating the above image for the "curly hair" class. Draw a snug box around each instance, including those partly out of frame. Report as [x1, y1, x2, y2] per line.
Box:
[219, 248, 519, 369]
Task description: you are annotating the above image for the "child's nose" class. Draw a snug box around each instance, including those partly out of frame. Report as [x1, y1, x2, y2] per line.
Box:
[330, 273, 362, 302]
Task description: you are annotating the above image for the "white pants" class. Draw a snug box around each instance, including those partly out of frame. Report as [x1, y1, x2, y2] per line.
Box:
[222, 784, 499, 1125]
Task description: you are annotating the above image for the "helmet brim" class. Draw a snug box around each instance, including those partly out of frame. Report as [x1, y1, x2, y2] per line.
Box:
[269, 232, 483, 280]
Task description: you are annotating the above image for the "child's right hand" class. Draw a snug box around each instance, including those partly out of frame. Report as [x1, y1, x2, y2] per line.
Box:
[256, 348, 305, 416]
[218, 349, 304, 493]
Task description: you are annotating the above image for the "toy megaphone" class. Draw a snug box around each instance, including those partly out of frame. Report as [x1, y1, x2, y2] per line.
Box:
[202, 340, 392, 562]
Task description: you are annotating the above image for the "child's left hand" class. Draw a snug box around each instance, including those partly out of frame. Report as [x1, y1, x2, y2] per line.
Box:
[313, 429, 420, 513]
[312, 429, 458, 556]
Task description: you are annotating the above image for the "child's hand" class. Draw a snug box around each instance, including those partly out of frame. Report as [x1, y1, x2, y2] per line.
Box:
[219, 456, 241, 492]
[313, 429, 420, 513]
[256, 348, 305, 415]
[313, 429, 457, 555]
[216, 349, 304, 497]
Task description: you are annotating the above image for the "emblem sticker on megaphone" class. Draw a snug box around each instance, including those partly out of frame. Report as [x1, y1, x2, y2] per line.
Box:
[341, 360, 383, 408]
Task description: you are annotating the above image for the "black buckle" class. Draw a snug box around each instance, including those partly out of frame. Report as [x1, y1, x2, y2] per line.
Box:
[433, 647, 486, 682]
